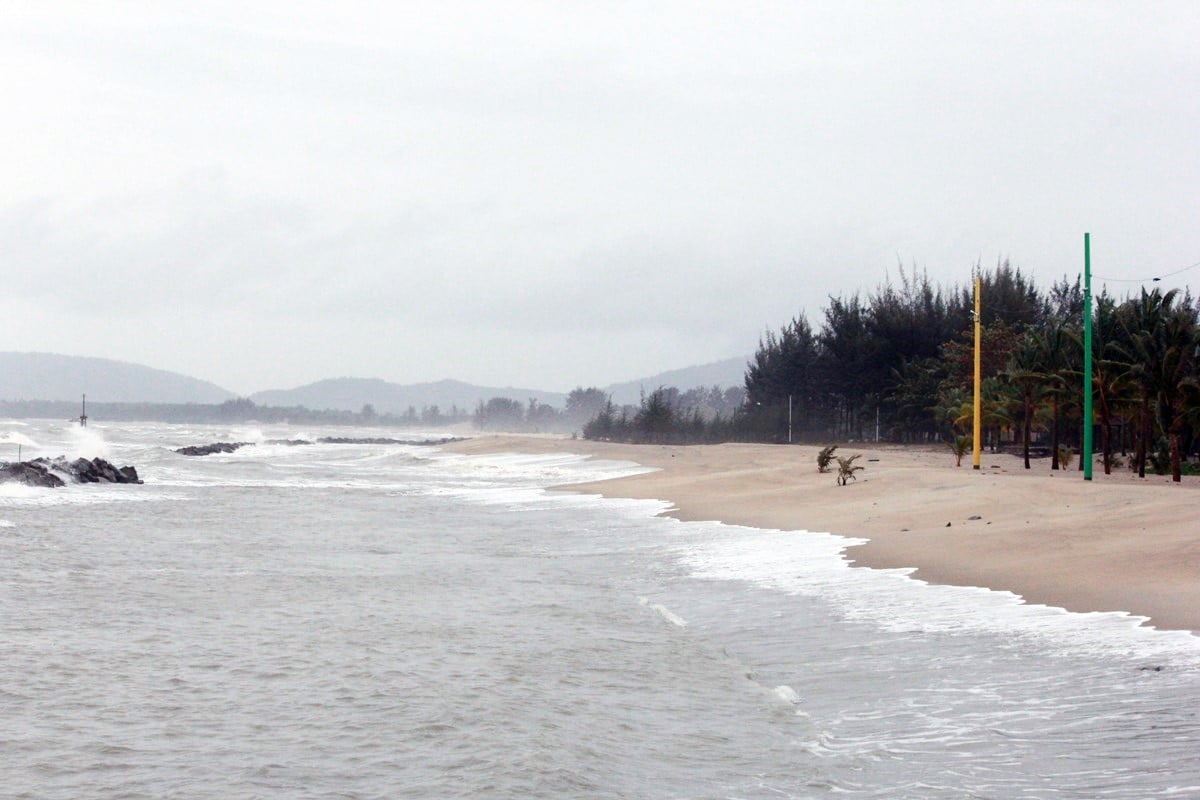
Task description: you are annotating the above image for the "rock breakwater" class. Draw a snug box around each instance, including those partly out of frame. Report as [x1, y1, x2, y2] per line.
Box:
[0, 457, 144, 488]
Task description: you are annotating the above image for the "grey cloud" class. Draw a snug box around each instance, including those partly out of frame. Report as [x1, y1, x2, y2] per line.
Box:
[1, 3, 1197, 392]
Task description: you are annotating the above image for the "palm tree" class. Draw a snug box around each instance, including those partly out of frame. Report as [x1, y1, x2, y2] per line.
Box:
[1113, 288, 1198, 481]
[1001, 330, 1048, 469]
[1078, 293, 1128, 475]
[1034, 319, 1075, 469]
[1113, 291, 1162, 477]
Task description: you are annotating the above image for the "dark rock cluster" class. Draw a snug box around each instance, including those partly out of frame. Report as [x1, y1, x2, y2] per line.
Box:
[0, 457, 143, 488]
[317, 436, 463, 446]
[174, 442, 253, 456]
[175, 436, 464, 456]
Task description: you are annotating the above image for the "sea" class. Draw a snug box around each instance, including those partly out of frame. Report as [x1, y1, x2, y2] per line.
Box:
[2, 419, 1199, 799]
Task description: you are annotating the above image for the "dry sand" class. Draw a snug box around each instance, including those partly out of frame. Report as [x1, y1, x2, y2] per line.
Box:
[443, 435, 1200, 634]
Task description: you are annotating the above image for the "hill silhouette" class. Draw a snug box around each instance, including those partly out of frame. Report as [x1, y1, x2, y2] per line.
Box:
[0, 352, 235, 404]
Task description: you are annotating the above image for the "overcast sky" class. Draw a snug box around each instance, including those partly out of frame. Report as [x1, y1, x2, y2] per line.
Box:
[2, 2, 1197, 394]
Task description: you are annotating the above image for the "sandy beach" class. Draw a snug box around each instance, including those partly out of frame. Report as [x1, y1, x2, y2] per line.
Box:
[443, 435, 1200, 634]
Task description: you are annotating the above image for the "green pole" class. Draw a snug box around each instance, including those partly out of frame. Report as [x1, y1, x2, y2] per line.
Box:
[972, 274, 982, 469]
[1083, 233, 1094, 480]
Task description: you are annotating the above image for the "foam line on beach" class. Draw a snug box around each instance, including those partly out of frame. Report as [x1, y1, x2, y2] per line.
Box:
[427, 450, 655, 493]
[670, 521, 1200, 666]
[445, 445, 1200, 665]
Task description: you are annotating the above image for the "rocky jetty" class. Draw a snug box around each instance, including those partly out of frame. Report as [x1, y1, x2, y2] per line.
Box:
[408, 436, 465, 446]
[175, 436, 463, 455]
[0, 457, 143, 488]
[175, 442, 253, 456]
[316, 436, 463, 446]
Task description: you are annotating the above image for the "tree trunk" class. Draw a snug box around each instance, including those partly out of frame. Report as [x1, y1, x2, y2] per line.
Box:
[1101, 420, 1112, 475]
[1137, 393, 1149, 478]
[1023, 390, 1032, 470]
[1098, 388, 1112, 475]
[1170, 428, 1182, 483]
[1051, 396, 1060, 470]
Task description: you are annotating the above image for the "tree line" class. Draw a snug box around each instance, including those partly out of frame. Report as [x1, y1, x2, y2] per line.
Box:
[582, 262, 1200, 481]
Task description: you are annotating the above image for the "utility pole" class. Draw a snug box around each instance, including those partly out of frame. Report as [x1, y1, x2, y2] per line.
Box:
[1083, 233, 1094, 480]
[788, 395, 793, 443]
[79, 394, 88, 427]
[973, 272, 982, 469]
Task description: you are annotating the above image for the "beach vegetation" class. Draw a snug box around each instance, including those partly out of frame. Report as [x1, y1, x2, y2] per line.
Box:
[1001, 333, 1048, 470]
[1057, 446, 1074, 470]
[949, 435, 971, 467]
[580, 264, 1199, 477]
[817, 445, 838, 473]
[564, 387, 612, 431]
[836, 454, 863, 485]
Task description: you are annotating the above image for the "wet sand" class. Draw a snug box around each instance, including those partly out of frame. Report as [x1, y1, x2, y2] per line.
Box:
[442, 435, 1200, 633]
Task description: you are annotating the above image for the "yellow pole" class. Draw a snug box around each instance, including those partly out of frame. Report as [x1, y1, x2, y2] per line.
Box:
[972, 274, 982, 469]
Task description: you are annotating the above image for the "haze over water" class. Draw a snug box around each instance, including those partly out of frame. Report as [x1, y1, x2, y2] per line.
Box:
[3, 421, 1199, 798]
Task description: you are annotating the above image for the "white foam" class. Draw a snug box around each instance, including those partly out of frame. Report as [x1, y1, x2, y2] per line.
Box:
[673, 523, 1200, 666]
[772, 685, 801, 705]
[0, 431, 40, 448]
[648, 604, 686, 628]
[429, 450, 653, 488]
[234, 427, 267, 444]
[0, 484, 43, 500]
[429, 445, 1200, 665]
[638, 596, 689, 627]
[66, 425, 110, 459]
[0, 482, 184, 507]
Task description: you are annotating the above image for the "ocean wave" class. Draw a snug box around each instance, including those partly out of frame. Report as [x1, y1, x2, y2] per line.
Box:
[444, 448, 1200, 667]
[672, 522, 1200, 667]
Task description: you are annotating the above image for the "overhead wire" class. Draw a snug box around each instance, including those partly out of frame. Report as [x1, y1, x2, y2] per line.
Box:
[1093, 258, 1200, 283]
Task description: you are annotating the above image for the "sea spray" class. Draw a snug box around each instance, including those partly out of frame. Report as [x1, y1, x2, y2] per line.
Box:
[0, 430, 41, 461]
[66, 424, 110, 460]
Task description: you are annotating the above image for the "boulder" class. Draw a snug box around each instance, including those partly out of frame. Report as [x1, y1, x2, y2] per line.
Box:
[0, 457, 144, 487]
[175, 442, 254, 456]
[0, 461, 66, 488]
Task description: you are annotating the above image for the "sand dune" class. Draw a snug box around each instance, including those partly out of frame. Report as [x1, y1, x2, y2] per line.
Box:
[443, 435, 1200, 633]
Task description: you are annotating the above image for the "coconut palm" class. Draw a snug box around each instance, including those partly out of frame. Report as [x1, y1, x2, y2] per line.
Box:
[1078, 292, 1129, 475]
[1034, 319, 1076, 469]
[1001, 330, 1048, 469]
[1113, 288, 1198, 481]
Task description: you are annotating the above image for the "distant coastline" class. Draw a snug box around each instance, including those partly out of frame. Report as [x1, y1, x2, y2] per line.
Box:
[0, 399, 431, 428]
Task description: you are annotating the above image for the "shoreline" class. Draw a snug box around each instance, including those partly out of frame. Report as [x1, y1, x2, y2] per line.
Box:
[442, 434, 1200, 634]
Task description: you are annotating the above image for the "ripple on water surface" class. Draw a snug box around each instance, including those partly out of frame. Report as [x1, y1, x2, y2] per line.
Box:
[2, 423, 1199, 799]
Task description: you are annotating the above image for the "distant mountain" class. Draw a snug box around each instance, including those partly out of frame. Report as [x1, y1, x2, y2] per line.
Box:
[605, 356, 749, 406]
[0, 352, 750, 417]
[250, 378, 566, 415]
[0, 352, 236, 404]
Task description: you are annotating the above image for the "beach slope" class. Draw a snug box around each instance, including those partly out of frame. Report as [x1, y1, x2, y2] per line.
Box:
[442, 436, 1200, 633]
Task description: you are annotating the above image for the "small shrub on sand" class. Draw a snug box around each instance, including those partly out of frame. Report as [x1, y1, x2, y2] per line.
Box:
[836, 454, 863, 485]
[1057, 446, 1073, 470]
[817, 445, 838, 473]
[948, 435, 971, 467]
